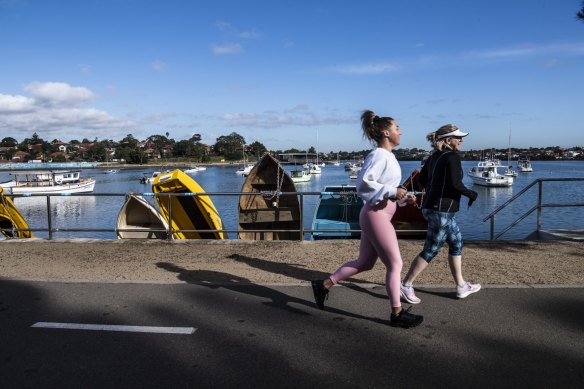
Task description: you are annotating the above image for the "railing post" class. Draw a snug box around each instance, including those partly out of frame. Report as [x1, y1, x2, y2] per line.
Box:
[536, 180, 543, 231]
[490, 216, 495, 241]
[167, 193, 173, 240]
[46, 195, 53, 240]
[299, 193, 304, 241]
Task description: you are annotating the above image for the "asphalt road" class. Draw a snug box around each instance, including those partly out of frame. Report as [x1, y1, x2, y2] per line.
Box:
[1, 280, 582, 388]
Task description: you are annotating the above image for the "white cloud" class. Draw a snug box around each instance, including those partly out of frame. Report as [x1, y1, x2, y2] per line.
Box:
[239, 29, 261, 39]
[0, 94, 35, 113]
[0, 82, 134, 140]
[466, 43, 584, 60]
[212, 43, 244, 55]
[24, 81, 94, 106]
[220, 107, 353, 129]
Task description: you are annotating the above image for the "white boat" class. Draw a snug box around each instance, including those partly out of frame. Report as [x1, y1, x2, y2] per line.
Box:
[235, 144, 254, 176]
[0, 170, 95, 194]
[236, 164, 254, 176]
[104, 169, 119, 174]
[504, 166, 518, 177]
[116, 194, 170, 239]
[468, 159, 514, 187]
[504, 128, 518, 177]
[517, 156, 533, 172]
[308, 163, 322, 175]
[140, 171, 162, 184]
[184, 165, 207, 173]
[290, 169, 312, 183]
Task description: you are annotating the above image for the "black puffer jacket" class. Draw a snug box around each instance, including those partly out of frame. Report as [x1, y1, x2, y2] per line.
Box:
[419, 150, 477, 213]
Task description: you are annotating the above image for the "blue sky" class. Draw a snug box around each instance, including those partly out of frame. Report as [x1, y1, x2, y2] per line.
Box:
[1, 0, 583, 152]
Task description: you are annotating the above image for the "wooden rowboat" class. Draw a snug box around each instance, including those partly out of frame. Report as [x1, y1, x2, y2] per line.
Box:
[238, 154, 301, 240]
[116, 194, 169, 239]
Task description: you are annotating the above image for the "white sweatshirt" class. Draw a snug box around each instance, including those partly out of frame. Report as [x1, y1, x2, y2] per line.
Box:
[356, 148, 402, 205]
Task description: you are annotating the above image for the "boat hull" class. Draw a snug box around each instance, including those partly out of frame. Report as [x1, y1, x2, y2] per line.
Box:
[5, 179, 95, 194]
[391, 170, 428, 237]
[238, 154, 301, 240]
[0, 187, 34, 238]
[152, 169, 226, 239]
[312, 186, 362, 239]
[116, 194, 170, 239]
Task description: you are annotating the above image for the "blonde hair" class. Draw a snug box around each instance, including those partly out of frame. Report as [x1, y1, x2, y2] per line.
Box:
[427, 124, 459, 151]
[361, 110, 394, 144]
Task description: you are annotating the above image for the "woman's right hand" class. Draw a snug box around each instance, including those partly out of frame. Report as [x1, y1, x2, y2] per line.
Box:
[395, 187, 407, 200]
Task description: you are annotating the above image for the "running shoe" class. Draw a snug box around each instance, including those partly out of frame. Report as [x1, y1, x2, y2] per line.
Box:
[311, 280, 329, 310]
[390, 306, 424, 328]
[400, 283, 421, 304]
[456, 281, 481, 298]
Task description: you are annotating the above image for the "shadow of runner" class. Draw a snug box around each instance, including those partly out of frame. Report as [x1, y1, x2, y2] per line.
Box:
[156, 261, 391, 325]
[227, 253, 384, 290]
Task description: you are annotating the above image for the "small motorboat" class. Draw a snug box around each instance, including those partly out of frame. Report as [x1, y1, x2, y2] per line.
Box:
[468, 159, 514, 187]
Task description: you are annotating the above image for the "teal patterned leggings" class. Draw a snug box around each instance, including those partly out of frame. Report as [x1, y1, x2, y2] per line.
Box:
[419, 209, 463, 262]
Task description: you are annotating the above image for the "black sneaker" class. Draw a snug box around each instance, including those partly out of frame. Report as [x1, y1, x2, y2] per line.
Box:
[390, 306, 424, 328]
[311, 280, 329, 310]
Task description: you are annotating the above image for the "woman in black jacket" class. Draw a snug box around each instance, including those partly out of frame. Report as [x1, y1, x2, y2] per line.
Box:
[400, 124, 481, 304]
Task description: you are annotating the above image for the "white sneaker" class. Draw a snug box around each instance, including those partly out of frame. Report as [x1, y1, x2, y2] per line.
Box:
[456, 281, 481, 298]
[400, 283, 421, 304]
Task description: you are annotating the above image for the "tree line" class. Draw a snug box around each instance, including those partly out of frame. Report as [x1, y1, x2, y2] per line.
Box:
[1, 132, 582, 165]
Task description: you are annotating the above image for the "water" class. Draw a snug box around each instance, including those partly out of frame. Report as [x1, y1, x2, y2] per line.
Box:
[2, 160, 583, 240]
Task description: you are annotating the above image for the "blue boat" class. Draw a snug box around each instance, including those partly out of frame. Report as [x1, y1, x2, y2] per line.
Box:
[311, 185, 363, 239]
[312, 170, 427, 240]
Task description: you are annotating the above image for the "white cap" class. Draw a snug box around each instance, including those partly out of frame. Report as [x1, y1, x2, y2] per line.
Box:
[435, 128, 468, 140]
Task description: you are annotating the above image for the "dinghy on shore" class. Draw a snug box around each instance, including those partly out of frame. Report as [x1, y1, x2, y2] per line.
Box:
[152, 169, 226, 239]
[116, 194, 169, 239]
[0, 186, 34, 238]
[238, 153, 301, 240]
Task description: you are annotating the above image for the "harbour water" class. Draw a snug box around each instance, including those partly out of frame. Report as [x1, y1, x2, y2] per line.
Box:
[1, 160, 583, 240]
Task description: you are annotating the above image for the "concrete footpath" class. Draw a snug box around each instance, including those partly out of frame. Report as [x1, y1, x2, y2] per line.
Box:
[0, 280, 582, 388]
[0, 239, 582, 387]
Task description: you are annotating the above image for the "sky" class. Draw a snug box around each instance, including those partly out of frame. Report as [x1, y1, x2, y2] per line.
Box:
[1, 0, 584, 153]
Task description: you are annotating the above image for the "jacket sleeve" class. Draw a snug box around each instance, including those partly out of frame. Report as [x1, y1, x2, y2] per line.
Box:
[447, 154, 477, 200]
[357, 157, 398, 205]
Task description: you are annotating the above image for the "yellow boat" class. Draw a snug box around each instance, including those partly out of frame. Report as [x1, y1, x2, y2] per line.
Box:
[152, 169, 226, 239]
[0, 186, 34, 238]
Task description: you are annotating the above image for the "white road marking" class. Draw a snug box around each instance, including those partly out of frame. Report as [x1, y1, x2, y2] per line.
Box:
[31, 322, 196, 334]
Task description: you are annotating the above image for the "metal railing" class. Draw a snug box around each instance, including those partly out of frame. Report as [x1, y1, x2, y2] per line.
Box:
[482, 178, 584, 240]
[1, 191, 385, 240]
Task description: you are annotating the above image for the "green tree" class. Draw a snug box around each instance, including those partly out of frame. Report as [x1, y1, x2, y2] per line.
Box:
[248, 140, 267, 160]
[147, 134, 173, 159]
[578, 1, 584, 21]
[115, 145, 148, 164]
[214, 132, 245, 160]
[1, 137, 18, 147]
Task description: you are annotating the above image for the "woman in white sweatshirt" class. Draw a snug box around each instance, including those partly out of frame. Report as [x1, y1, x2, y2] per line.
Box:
[311, 110, 423, 328]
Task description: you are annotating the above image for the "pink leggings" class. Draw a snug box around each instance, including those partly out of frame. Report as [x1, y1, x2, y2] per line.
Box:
[329, 199, 403, 308]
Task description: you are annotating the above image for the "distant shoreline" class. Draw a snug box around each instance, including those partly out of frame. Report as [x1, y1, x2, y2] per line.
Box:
[1, 159, 582, 172]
